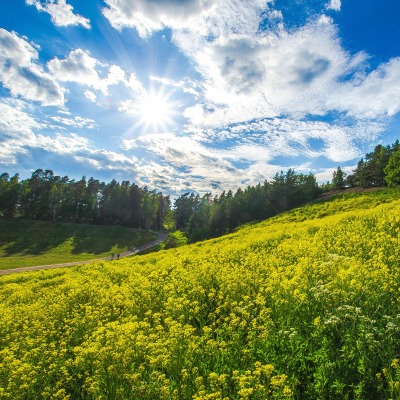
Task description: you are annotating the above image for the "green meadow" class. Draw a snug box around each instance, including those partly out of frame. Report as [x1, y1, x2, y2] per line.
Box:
[0, 219, 156, 270]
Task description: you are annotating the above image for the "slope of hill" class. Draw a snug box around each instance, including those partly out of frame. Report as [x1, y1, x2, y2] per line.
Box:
[0, 189, 400, 399]
[0, 219, 156, 270]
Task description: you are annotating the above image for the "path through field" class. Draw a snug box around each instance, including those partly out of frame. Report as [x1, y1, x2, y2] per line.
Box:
[0, 231, 167, 276]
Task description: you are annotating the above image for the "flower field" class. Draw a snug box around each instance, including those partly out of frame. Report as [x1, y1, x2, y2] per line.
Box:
[1, 189, 400, 399]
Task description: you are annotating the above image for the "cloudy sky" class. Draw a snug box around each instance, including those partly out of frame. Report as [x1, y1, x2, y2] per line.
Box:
[1, 0, 400, 195]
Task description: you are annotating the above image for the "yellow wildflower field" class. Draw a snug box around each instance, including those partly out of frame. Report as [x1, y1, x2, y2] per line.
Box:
[0, 189, 399, 399]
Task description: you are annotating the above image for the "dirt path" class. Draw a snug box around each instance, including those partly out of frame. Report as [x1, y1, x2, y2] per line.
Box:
[0, 231, 167, 276]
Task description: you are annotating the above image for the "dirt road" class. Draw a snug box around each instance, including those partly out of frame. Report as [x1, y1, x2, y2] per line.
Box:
[0, 231, 167, 276]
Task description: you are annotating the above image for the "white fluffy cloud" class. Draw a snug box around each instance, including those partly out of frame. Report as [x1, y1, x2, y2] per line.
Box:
[47, 49, 101, 86]
[26, 0, 91, 29]
[47, 49, 145, 96]
[0, 101, 37, 164]
[102, 0, 215, 36]
[182, 21, 354, 127]
[103, 0, 400, 127]
[0, 102, 39, 143]
[0, 29, 65, 106]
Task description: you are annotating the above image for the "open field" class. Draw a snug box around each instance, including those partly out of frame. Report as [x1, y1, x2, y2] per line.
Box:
[0, 219, 156, 270]
[0, 189, 400, 399]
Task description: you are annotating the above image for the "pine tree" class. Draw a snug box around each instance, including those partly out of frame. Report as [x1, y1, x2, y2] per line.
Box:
[332, 167, 346, 190]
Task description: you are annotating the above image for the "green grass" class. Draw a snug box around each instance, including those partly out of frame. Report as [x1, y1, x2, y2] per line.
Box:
[0, 219, 156, 270]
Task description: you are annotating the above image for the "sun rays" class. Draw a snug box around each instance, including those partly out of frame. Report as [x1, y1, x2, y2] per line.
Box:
[129, 88, 177, 133]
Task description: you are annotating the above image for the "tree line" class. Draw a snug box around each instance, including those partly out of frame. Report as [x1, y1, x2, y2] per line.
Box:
[171, 138, 400, 242]
[0, 167, 322, 242]
[173, 170, 321, 242]
[326, 139, 400, 190]
[0, 169, 172, 229]
[1, 138, 399, 244]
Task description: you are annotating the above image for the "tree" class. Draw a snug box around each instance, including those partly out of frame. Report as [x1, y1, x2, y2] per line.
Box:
[0, 173, 20, 217]
[140, 187, 159, 229]
[384, 148, 400, 187]
[332, 167, 346, 190]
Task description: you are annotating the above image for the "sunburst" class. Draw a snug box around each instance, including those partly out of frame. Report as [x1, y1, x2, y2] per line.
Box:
[131, 89, 176, 133]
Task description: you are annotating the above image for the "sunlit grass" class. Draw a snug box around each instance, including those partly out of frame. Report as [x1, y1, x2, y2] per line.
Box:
[0, 219, 156, 270]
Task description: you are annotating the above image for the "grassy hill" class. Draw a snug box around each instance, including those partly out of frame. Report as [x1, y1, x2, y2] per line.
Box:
[0, 219, 156, 270]
[1, 188, 400, 399]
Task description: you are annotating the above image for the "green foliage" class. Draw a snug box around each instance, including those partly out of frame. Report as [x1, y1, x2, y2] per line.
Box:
[0, 169, 170, 230]
[0, 173, 20, 217]
[346, 141, 399, 188]
[0, 219, 156, 270]
[1, 189, 400, 399]
[332, 166, 346, 189]
[175, 170, 321, 243]
[384, 147, 400, 187]
[163, 230, 189, 249]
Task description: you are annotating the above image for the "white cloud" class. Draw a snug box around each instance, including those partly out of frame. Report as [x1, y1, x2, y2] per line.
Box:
[122, 115, 384, 194]
[101, 0, 399, 129]
[326, 0, 341, 12]
[127, 129, 348, 194]
[0, 29, 65, 106]
[171, 0, 271, 56]
[26, 0, 91, 29]
[36, 132, 91, 154]
[0, 102, 39, 141]
[0, 102, 38, 164]
[150, 76, 201, 96]
[132, 132, 244, 191]
[47, 49, 145, 96]
[0, 97, 137, 172]
[47, 49, 103, 86]
[102, 0, 215, 36]
[34, 133, 138, 168]
[328, 57, 400, 118]
[84, 90, 97, 102]
[50, 115, 97, 129]
[220, 117, 383, 162]
[181, 21, 353, 127]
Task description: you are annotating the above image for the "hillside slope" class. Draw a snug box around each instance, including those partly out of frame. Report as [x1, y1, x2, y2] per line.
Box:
[0, 219, 156, 270]
[1, 189, 400, 399]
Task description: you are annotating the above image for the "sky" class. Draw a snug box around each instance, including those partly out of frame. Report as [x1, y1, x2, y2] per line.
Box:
[1, 0, 400, 196]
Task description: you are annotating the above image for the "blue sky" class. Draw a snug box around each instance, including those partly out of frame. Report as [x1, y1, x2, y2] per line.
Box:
[1, 0, 400, 196]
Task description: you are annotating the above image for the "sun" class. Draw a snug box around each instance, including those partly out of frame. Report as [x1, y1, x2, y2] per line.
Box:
[132, 90, 176, 132]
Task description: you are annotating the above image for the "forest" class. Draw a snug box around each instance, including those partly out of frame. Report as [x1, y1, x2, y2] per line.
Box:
[1, 140, 400, 243]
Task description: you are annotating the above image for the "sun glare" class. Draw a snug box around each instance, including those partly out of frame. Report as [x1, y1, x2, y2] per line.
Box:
[132, 90, 176, 132]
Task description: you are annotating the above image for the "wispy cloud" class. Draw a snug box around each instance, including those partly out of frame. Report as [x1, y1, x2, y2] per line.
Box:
[50, 115, 97, 129]
[0, 99, 137, 174]
[328, 58, 400, 118]
[26, 0, 91, 29]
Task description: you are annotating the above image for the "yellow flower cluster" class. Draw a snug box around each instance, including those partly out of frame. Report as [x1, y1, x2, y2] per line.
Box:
[0, 189, 400, 399]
